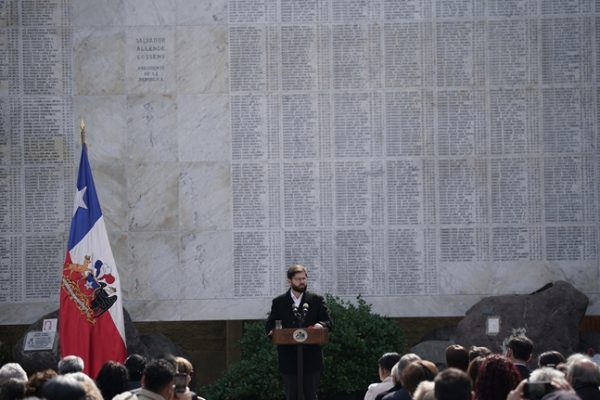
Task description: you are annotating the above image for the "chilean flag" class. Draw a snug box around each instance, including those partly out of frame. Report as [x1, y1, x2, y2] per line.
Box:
[59, 143, 127, 377]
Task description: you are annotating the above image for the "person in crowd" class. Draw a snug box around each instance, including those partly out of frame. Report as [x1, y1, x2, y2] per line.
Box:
[113, 359, 176, 400]
[473, 354, 520, 400]
[530, 366, 567, 383]
[69, 372, 103, 400]
[412, 380, 435, 400]
[25, 369, 58, 398]
[507, 374, 577, 400]
[565, 355, 600, 400]
[468, 346, 491, 362]
[0, 378, 26, 400]
[467, 356, 486, 387]
[0, 363, 27, 385]
[41, 374, 87, 400]
[400, 360, 438, 397]
[376, 362, 402, 400]
[505, 334, 534, 380]
[446, 344, 470, 371]
[364, 352, 401, 400]
[381, 353, 421, 400]
[265, 264, 333, 400]
[125, 354, 147, 391]
[58, 355, 85, 375]
[174, 356, 205, 400]
[95, 361, 129, 400]
[434, 368, 473, 400]
[538, 351, 566, 369]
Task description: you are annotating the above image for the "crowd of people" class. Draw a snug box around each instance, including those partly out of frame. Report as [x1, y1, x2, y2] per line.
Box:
[364, 334, 600, 400]
[2, 333, 600, 400]
[0, 354, 205, 400]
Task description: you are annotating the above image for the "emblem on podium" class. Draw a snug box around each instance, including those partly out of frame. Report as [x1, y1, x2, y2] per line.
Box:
[292, 328, 308, 343]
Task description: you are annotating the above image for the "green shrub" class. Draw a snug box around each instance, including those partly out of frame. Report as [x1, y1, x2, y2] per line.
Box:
[202, 295, 404, 400]
[202, 321, 282, 400]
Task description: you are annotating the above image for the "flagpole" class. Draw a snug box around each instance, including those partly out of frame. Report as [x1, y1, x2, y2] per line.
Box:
[80, 119, 86, 145]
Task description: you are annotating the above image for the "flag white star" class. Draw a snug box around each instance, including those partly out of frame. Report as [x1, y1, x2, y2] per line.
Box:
[73, 186, 88, 215]
[84, 280, 94, 290]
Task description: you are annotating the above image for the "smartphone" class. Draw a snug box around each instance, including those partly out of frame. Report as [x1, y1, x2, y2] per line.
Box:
[523, 382, 553, 400]
[174, 373, 187, 394]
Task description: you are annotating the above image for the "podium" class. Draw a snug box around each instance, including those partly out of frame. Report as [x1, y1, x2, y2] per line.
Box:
[272, 328, 329, 400]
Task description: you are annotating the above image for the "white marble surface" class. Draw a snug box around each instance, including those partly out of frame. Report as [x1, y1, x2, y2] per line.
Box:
[74, 28, 126, 95]
[180, 162, 231, 231]
[72, 0, 125, 26]
[127, 162, 179, 231]
[4, 1, 600, 326]
[127, 94, 178, 163]
[176, 26, 229, 94]
[178, 94, 230, 162]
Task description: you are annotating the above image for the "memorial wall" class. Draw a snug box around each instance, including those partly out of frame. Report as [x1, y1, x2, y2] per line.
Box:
[1, 0, 599, 324]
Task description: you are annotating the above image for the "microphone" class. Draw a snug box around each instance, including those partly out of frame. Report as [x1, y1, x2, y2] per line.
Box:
[302, 303, 309, 314]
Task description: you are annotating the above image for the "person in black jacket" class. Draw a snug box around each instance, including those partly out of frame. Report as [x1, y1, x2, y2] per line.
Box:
[266, 264, 333, 400]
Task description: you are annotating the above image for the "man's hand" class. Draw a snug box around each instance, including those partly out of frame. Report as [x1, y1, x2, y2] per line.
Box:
[313, 323, 324, 329]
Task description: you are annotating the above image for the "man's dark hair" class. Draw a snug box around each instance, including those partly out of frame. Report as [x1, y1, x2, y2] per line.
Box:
[125, 354, 147, 381]
[507, 335, 534, 360]
[41, 375, 86, 400]
[95, 360, 129, 400]
[468, 346, 491, 361]
[446, 344, 469, 371]
[142, 359, 176, 393]
[287, 264, 307, 279]
[538, 350, 565, 368]
[435, 368, 472, 400]
[379, 352, 401, 372]
[0, 378, 26, 400]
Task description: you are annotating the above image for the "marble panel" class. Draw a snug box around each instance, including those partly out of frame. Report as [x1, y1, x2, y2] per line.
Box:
[178, 94, 230, 162]
[175, 0, 227, 25]
[180, 162, 231, 231]
[127, 162, 179, 231]
[123, 298, 272, 321]
[94, 162, 128, 232]
[126, 94, 178, 163]
[125, 27, 176, 95]
[72, 0, 125, 27]
[123, 232, 180, 300]
[179, 230, 233, 299]
[109, 232, 129, 281]
[73, 28, 126, 96]
[73, 96, 127, 163]
[176, 26, 229, 94]
[125, 0, 176, 26]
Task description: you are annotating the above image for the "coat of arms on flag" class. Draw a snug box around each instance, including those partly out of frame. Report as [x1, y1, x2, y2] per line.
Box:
[62, 255, 119, 323]
[59, 133, 127, 377]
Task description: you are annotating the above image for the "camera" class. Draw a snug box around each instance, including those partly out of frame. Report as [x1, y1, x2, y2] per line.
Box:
[523, 382, 553, 400]
[174, 373, 187, 394]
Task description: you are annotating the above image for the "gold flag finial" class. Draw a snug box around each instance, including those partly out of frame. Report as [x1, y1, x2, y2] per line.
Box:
[80, 119, 86, 144]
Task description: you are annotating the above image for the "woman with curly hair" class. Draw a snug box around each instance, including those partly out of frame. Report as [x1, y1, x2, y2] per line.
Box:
[474, 354, 521, 400]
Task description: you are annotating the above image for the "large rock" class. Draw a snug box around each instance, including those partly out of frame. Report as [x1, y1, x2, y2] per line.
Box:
[452, 281, 588, 361]
[12, 308, 182, 375]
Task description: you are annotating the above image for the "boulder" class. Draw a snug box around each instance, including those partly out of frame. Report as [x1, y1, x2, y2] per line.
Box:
[452, 281, 588, 361]
[12, 308, 183, 375]
[410, 340, 452, 369]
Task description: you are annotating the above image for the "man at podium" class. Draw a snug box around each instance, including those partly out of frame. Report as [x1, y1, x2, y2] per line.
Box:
[266, 264, 333, 400]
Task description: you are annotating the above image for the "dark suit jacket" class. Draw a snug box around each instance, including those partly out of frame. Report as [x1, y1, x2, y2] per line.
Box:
[515, 363, 530, 380]
[265, 289, 332, 374]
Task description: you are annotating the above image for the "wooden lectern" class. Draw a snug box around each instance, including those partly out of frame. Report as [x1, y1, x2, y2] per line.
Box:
[272, 328, 329, 400]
